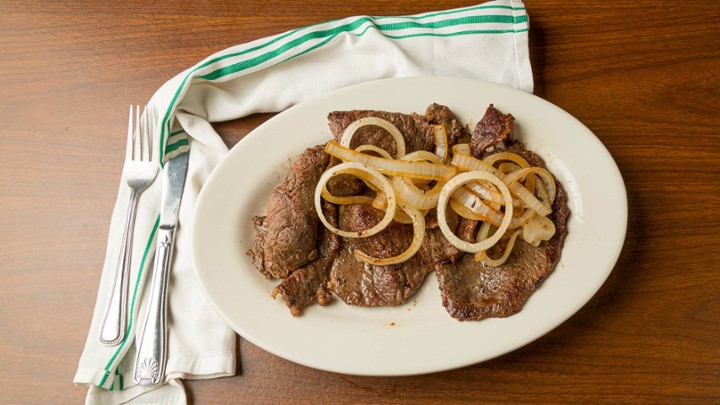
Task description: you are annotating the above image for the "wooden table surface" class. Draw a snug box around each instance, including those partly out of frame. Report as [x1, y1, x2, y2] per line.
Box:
[2, 1, 719, 403]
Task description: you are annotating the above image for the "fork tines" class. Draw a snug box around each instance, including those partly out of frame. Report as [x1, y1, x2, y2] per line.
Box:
[127, 105, 156, 163]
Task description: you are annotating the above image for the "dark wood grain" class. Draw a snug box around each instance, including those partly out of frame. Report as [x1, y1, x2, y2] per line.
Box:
[1, 1, 719, 403]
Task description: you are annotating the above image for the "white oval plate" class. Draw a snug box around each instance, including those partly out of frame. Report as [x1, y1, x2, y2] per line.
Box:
[192, 77, 627, 376]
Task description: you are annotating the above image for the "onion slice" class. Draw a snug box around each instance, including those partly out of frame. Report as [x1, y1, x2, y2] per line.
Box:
[372, 191, 388, 210]
[433, 125, 448, 162]
[449, 186, 505, 226]
[500, 168, 554, 216]
[391, 151, 449, 210]
[487, 152, 539, 199]
[464, 180, 504, 208]
[393, 175, 444, 210]
[354, 205, 425, 266]
[354, 144, 393, 159]
[401, 150, 443, 164]
[449, 200, 487, 221]
[314, 162, 396, 238]
[320, 190, 375, 206]
[522, 214, 556, 246]
[452, 152, 552, 216]
[452, 143, 471, 155]
[326, 141, 453, 180]
[438, 171, 513, 253]
[483, 151, 531, 168]
[474, 225, 522, 267]
[503, 167, 557, 210]
[340, 117, 406, 158]
[509, 207, 537, 229]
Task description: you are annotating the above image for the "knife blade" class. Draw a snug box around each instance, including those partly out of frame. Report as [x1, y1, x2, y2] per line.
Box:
[133, 150, 190, 386]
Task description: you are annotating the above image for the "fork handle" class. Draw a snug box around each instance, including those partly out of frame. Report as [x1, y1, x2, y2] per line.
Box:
[134, 226, 174, 386]
[98, 190, 140, 345]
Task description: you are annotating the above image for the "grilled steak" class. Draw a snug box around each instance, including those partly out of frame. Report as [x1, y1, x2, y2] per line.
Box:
[470, 104, 515, 157]
[435, 148, 570, 321]
[327, 205, 472, 307]
[248, 103, 569, 320]
[250, 104, 466, 313]
[328, 109, 433, 156]
[424, 102, 469, 145]
[324, 107, 449, 198]
[323, 106, 469, 307]
[327, 204, 430, 306]
[271, 201, 339, 316]
[247, 145, 329, 279]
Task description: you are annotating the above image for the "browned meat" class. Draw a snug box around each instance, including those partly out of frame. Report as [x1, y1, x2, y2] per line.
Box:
[424, 102, 468, 145]
[322, 105, 468, 306]
[272, 202, 340, 316]
[328, 204, 436, 306]
[325, 156, 365, 198]
[327, 204, 475, 307]
[251, 105, 463, 312]
[325, 105, 467, 200]
[423, 209, 476, 265]
[327, 109, 436, 157]
[470, 104, 515, 157]
[436, 148, 570, 321]
[247, 215, 269, 274]
[246, 145, 329, 279]
[249, 103, 569, 321]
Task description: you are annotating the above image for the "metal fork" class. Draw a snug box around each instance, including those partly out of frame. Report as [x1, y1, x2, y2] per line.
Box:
[99, 105, 159, 346]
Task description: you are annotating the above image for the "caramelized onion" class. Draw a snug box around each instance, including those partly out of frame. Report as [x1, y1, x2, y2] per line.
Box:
[392, 175, 444, 210]
[437, 171, 513, 253]
[502, 167, 555, 216]
[314, 162, 396, 238]
[522, 214, 556, 246]
[320, 191, 375, 206]
[354, 205, 425, 266]
[325, 141, 453, 180]
[474, 225, 522, 267]
[452, 152, 552, 216]
[340, 117, 406, 158]
[452, 143, 471, 155]
[354, 144, 393, 159]
[449, 186, 505, 226]
[314, 117, 558, 266]
[401, 150, 443, 164]
[433, 125, 448, 162]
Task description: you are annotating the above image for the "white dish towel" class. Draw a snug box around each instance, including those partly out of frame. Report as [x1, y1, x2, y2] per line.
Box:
[75, 1, 532, 403]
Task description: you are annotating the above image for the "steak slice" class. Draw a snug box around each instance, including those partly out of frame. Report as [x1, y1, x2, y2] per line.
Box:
[325, 103, 466, 209]
[436, 161, 570, 321]
[249, 103, 570, 320]
[327, 204, 473, 307]
[328, 204, 436, 306]
[322, 105, 465, 307]
[424, 102, 468, 146]
[470, 104, 515, 157]
[272, 202, 340, 316]
[423, 209, 477, 265]
[327, 109, 436, 157]
[246, 145, 329, 279]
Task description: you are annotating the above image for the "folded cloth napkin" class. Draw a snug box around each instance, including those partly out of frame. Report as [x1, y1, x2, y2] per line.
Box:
[75, 1, 532, 403]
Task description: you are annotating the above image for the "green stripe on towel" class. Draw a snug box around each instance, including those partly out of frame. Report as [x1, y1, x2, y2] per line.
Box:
[99, 215, 161, 389]
[156, 6, 528, 163]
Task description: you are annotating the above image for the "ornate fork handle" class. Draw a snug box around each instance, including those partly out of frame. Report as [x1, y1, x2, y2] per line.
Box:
[98, 185, 142, 345]
[133, 226, 174, 385]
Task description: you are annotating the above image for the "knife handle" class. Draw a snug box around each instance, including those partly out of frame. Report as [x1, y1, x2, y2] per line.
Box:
[133, 226, 174, 386]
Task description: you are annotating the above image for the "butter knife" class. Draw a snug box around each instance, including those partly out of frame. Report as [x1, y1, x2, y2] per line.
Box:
[133, 150, 190, 386]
